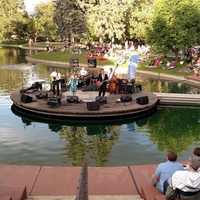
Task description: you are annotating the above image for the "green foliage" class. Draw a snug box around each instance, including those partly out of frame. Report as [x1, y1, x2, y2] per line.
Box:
[33, 1, 58, 41]
[146, 0, 200, 55]
[54, 0, 88, 41]
[147, 108, 200, 153]
[0, 0, 29, 40]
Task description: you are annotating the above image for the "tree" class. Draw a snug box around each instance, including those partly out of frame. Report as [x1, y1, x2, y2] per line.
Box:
[34, 1, 58, 42]
[79, 0, 127, 43]
[127, 0, 154, 43]
[53, 0, 88, 42]
[0, 0, 28, 40]
[146, 0, 200, 63]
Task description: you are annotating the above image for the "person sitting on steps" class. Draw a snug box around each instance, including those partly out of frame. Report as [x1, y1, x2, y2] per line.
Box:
[151, 150, 184, 193]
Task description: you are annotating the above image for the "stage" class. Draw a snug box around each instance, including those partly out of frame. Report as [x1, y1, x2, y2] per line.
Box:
[10, 85, 158, 121]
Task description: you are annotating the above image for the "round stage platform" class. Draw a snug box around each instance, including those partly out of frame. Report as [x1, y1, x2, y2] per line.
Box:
[10, 89, 158, 122]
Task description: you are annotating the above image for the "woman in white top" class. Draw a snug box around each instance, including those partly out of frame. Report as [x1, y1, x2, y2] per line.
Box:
[166, 155, 200, 200]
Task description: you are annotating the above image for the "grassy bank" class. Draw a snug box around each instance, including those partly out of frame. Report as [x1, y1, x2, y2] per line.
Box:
[29, 42, 194, 77]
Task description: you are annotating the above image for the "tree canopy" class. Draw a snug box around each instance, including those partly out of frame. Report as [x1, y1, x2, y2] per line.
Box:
[0, 0, 28, 39]
[146, 0, 200, 60]
[0, 0, 199, 54]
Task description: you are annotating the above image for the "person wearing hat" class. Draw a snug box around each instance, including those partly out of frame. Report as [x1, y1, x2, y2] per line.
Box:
[165, 155, 200, 200]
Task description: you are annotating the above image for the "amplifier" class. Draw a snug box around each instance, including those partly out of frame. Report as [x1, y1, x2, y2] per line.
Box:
[67, 96, 79, 103]
[35, 91, 48, 99]
[136, 96, 149, 105]
[120, 95, 132, 102]
[21, 94, 33, 103]
[87, 101, 100, 111]
[95, 96, 107, 104]
[47, 97, 59, 107]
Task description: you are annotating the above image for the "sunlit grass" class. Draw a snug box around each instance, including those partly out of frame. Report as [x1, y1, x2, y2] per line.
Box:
[29, 42, 194, 77]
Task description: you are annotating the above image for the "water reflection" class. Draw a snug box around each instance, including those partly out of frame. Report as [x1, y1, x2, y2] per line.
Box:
[148, 107, 200, 153]
[9, 106, 200, 166]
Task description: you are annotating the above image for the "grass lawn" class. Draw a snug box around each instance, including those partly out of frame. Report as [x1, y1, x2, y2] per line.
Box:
[29, 42, 194, 77]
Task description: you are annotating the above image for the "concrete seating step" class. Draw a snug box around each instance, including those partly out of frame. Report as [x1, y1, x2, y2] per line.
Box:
[0, 195, 12, 200]
[155, 195, 167, 200]
[0, 184, 27, 200]
[155, 93, 200, 106]
[27, 195, 143, 200]
[141, 185, 166, 200]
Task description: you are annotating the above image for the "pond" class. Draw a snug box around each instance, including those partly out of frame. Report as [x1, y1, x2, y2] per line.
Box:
[0, 47, 200, 167]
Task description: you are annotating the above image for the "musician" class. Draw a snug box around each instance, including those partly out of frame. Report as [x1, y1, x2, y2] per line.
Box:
[50, 68, 61, 96]
[108, 67, 114, 80]
[97, 69, 108, 97]
[80, 67, 88, 76]
[70, 72, 78, 96]
[79, 67, 88, 86]
[108, 65, 118, 94]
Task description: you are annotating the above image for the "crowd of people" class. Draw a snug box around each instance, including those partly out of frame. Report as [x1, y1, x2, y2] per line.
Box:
[152, 148, 200, 199]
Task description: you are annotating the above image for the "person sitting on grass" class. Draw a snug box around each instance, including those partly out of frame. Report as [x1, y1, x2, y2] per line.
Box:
[167, 61, 176, 70]
[163, 61, 171, 70]
[155, 56, 161, 67]
[194, 66, 199, 77]
[147, 58, 156, 67]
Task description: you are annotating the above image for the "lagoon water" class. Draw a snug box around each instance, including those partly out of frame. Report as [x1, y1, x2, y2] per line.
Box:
[0, 47, 200, 167]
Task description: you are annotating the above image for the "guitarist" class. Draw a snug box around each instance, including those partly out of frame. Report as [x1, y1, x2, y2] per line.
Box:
[97, 69, 108, 97]
[50, 68, 61, 96]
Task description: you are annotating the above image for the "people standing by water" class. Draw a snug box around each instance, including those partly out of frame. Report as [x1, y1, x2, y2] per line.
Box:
[97, 69, 108, 97]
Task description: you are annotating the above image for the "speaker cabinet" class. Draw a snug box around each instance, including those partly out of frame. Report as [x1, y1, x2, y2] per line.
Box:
[47, 97, 59, 107]
[35, 91, 48, 99]
[120, 95, 132, 102]
[67, 96, 79, 103]
[126, 84, 134, 94]
[95, 96, 107, 104]
[88, 57, 97, 68]
[87, 101, 100, 111]
[136, 96, 149, 105]
[70, 58, 79, 67]
[21, 94, 33, 103]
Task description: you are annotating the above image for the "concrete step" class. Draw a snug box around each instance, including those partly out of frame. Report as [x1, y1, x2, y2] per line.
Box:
[0, 184, 27, 200]
[0, 195, 12, 200]
[27, 195, 143, 200]
[155, 93, 200, 106]
[140, 185, 166, 200]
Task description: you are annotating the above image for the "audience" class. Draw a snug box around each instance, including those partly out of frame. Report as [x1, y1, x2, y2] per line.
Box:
[151, 150, 184, 193]
[194, 147, 200, 157]
[165, 155, 200, 200]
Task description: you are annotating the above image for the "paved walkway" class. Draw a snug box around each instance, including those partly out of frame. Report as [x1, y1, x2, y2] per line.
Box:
[1, 163, 160, 200]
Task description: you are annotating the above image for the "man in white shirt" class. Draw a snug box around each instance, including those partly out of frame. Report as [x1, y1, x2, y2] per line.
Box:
[50, 68, 61, 81]
[80, 68, 87, 76]
[50, 68, 61, 95]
